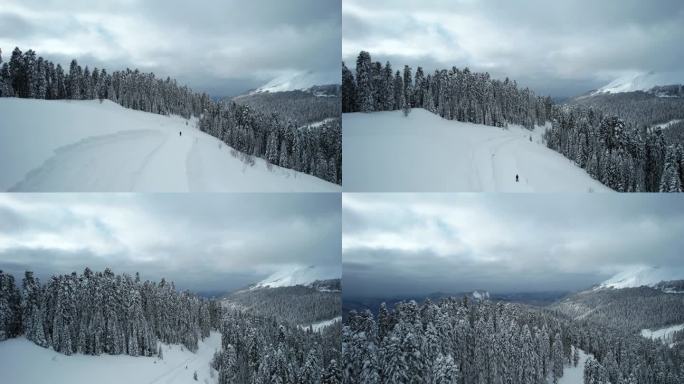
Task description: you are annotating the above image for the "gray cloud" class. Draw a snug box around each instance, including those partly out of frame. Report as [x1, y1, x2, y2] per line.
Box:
[0, 193, 341, 293]
[0, 0, 341, 97]
[343, 194, 684, 297]
[342, 0, 684, 98]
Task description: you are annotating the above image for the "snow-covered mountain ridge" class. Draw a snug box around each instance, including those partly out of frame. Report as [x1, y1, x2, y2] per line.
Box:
[251, 265, 341, 290]
[251, 70, 337, 94]
[591, 71, 684, 96]
[595, 266, 684, 291]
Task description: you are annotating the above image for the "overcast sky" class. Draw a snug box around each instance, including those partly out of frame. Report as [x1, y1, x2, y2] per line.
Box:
[0, 0, 341, 97]
[343, 0, 684, 98]
[0, 193, 341, 294]
[343, 194, 684, 298]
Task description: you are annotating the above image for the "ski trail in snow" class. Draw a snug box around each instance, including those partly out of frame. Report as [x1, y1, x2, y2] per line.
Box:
[146, 351, 199, 384]
[8, 129, 165, 192]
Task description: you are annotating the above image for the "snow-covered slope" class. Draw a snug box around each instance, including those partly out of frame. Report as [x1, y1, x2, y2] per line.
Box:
[299, 316, 342, 332]
[0, 98, 339, 192]
[252, 70, 332, 94]
[592, 71, 684, 95]
[343, 109, 611, 192]
[252, 265, 340, 290]
[595, 266, 684, 290]
[0, 332, 221, 384]
[641, 324, 684, 347]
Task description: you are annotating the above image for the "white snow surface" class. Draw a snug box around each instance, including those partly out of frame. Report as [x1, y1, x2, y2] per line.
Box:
[593, 71, 684, 95]
[252, 70, 331, 94]
[641, 324, 684, 346]
[0, 332, 222, 384]
[299, 316, 342, 332]
[0, 98, 339, 192]
[596, 265, 684, 290]
[555, 347, 592, 384]
[343, 109, 611, 192]
[653, 119, 683, 130]
[472, 291, 490, 300]
[252, 265, 340, 289]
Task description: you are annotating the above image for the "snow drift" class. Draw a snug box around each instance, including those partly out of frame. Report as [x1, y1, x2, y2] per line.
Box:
[343, 108, 611, 192]
[0, 98, 339, 192]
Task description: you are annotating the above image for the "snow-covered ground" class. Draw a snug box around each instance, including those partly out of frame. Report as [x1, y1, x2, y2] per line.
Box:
[641, 324, 684, 347]
[0, 332, 222, 384]
[299, 316, 342, 332]
[343, 109, 611, 192]
[555, 347, 592, 384]
[653, 119, 683, 130]
[252, 265, 341, 290]
[595, 265, 684, 290]
[0, 98, 339, 192]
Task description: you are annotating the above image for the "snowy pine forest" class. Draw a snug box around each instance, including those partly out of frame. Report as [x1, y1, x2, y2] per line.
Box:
[342, 51, 684, 192]
[212, 308, 341, 383]
[0, 47, 341, 185]
[342, 297, 684, 384]
[0, 269, 221, 355]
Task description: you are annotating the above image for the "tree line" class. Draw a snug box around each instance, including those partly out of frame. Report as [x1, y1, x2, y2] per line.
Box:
[0, 47, 341, 185]
[343, 51, 552, 129]
[0, 269, 221, 356]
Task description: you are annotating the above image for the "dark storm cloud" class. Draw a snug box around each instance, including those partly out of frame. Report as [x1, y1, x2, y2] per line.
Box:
[0, 194, 341, 293]
[343, 194, 684, 297]
[0, 0, 341, 97]
[342, 0, 684, 98]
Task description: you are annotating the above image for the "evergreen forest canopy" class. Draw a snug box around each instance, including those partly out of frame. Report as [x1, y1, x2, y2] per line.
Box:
[0, 47, 341, 185]
[342, 297, 683, 384]
[342, 51, 684, 192]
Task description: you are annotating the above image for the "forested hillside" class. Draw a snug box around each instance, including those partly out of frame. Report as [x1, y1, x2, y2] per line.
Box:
[225, 284, 341, 326]
[0, 47, 341, 184]
[343, 297, 683, 384]
[212, 309, 341, 383]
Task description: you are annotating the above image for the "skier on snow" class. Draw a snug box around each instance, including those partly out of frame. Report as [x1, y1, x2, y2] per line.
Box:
[516, 174, 519, 182]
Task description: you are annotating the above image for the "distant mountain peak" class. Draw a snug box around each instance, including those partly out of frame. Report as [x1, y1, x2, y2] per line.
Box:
[592, 71, 684, 95]
[252, 265, 340, 290]
[252, 70, 336, 94]
[595, 265, 684, 291]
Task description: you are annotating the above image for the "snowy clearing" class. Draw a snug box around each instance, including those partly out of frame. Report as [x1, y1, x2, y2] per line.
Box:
[0, 332, 221, 384]
[0, 98, 339, 192]
[555, 347, 592, 384]
[343, 109, 611, 192]
[641, 324, 684, 346]
[299, 316, 342, 332]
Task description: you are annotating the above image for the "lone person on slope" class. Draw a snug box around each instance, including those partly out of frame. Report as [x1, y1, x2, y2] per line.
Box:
[516, 174, 519, 182]
[179, 131, 182, 136]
